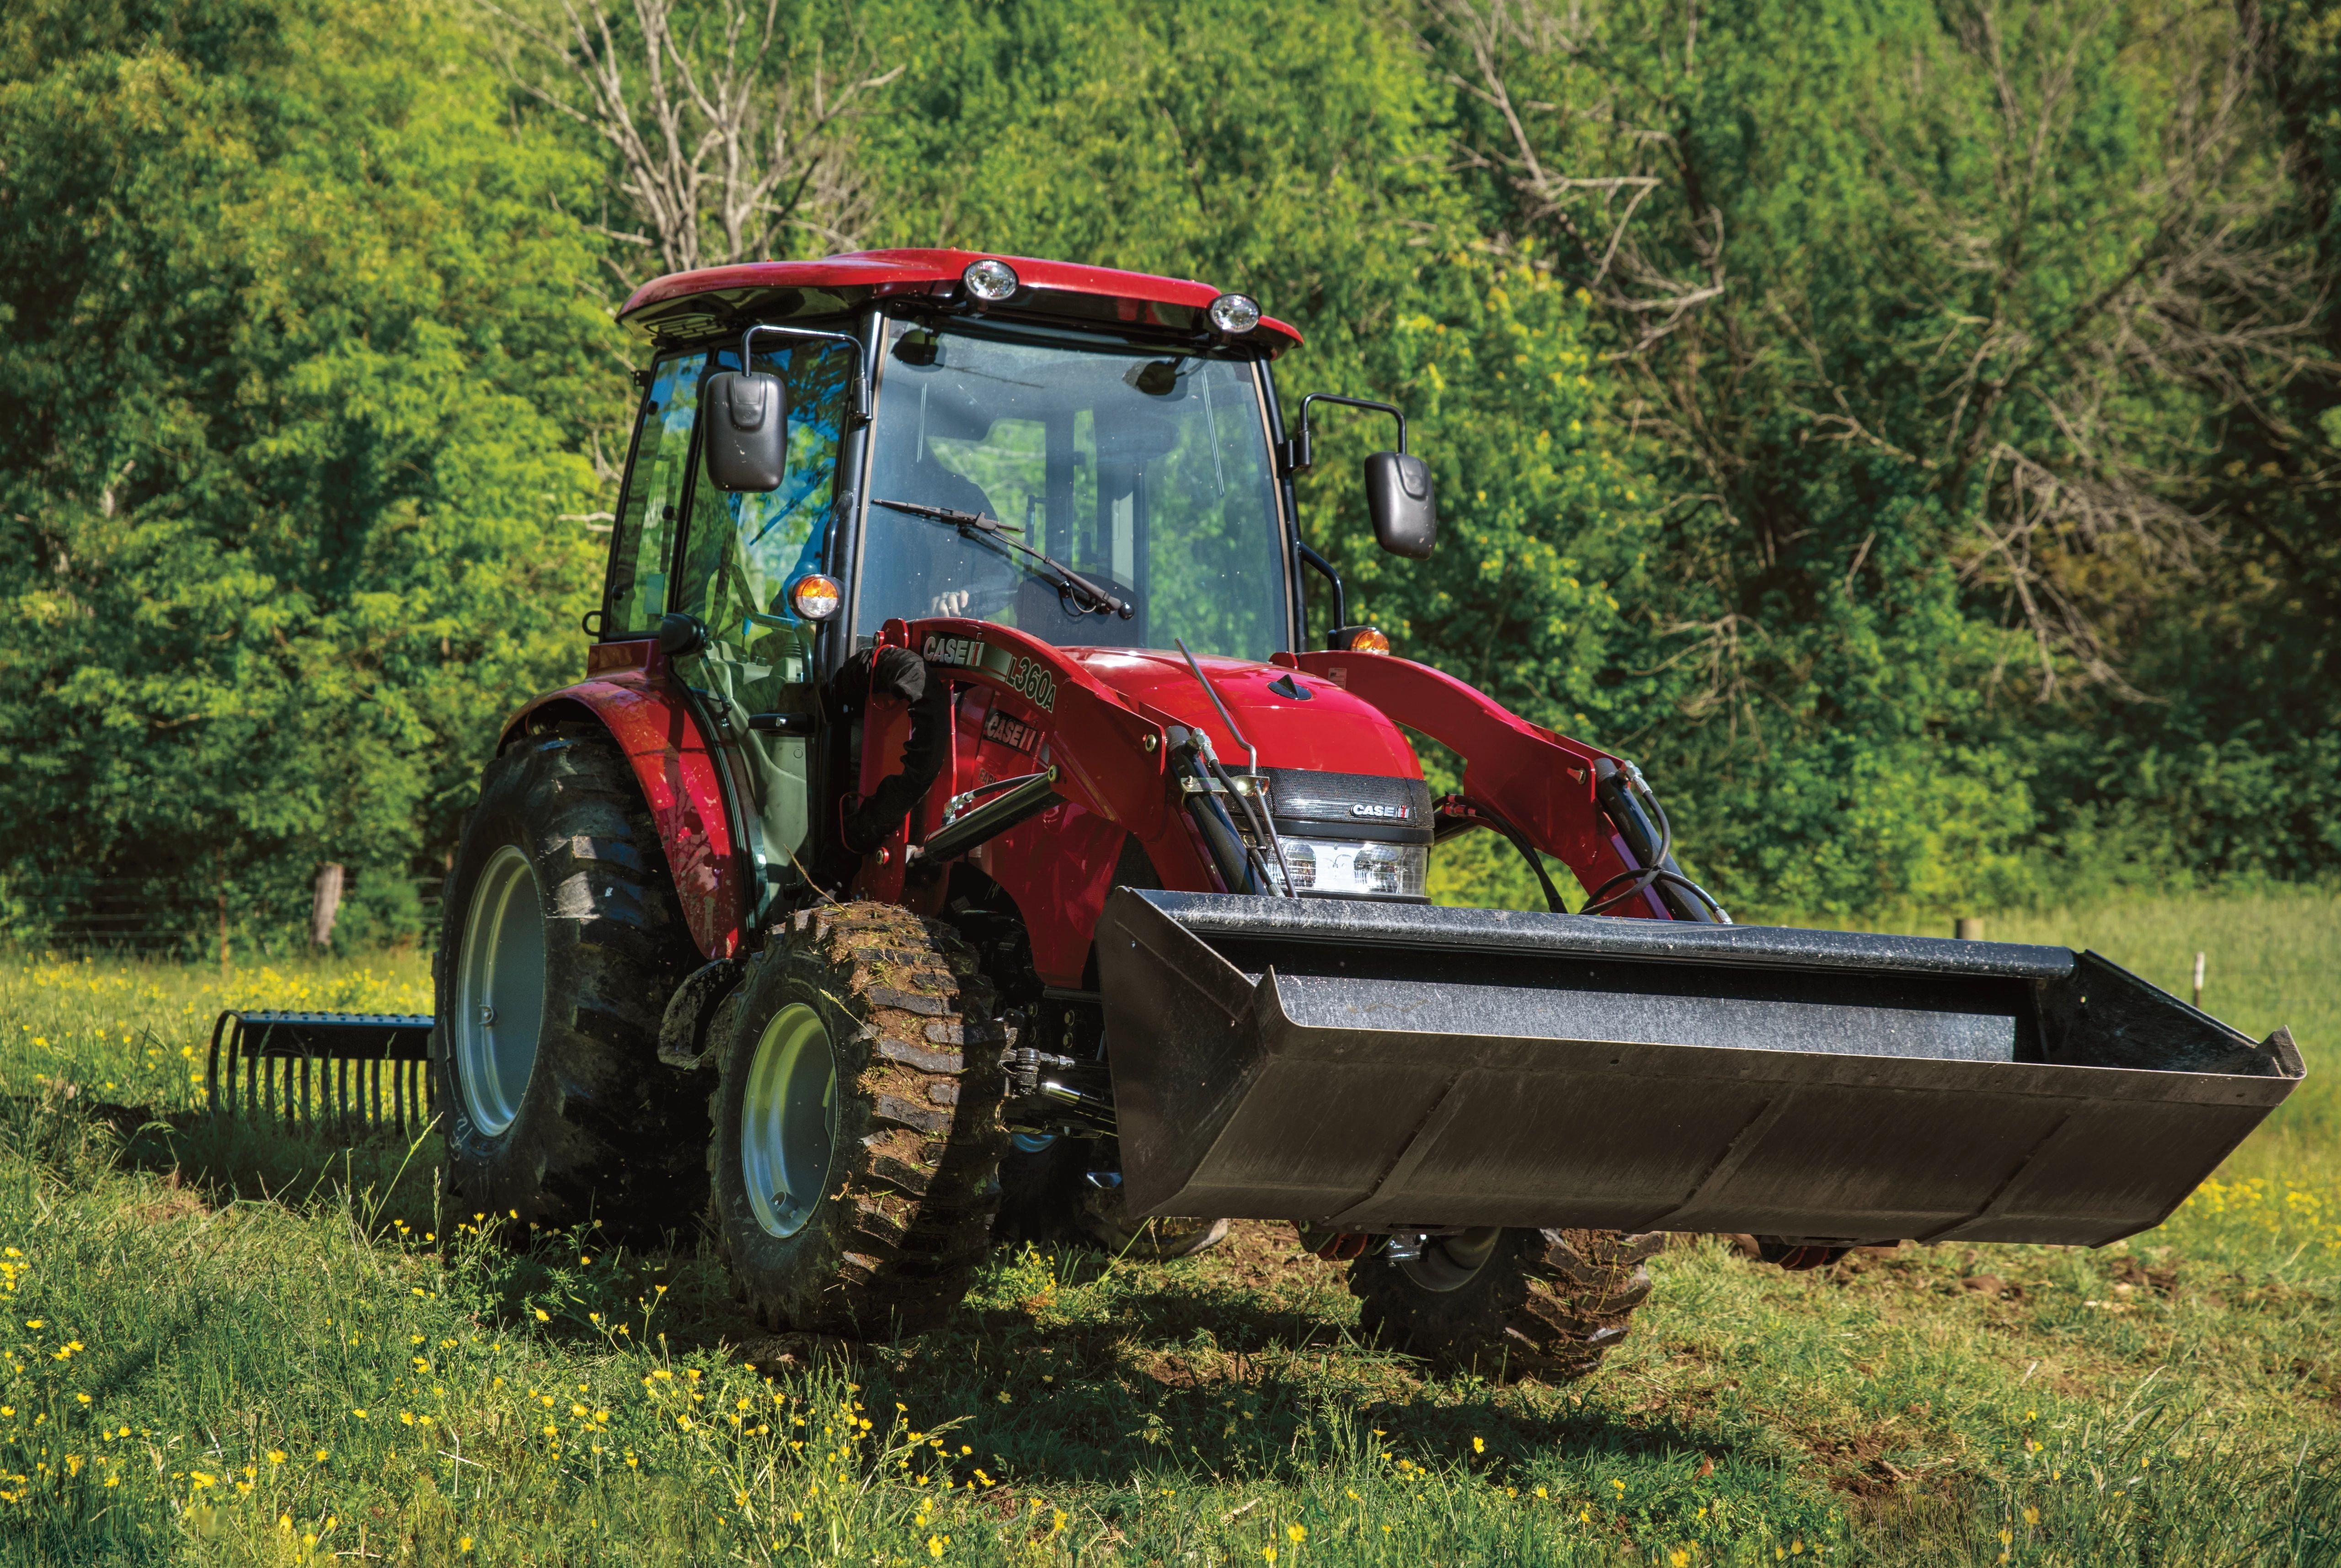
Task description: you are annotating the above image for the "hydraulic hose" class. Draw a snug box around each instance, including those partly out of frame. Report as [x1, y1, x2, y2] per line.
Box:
[1582, 758, 1729, 922]
[1433, 795, 1570, 914]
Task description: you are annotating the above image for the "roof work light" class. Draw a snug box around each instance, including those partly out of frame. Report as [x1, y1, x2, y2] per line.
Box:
[1209, 293, 1262, 335]
[962, 258, 1019, 303]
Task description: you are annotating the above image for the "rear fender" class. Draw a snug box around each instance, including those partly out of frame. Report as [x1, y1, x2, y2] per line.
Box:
[1280, 651, 1642, 902]
[502, 640, 747, 960]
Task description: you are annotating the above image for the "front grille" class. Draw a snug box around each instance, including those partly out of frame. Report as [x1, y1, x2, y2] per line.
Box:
[1261, 768, 1432, 846]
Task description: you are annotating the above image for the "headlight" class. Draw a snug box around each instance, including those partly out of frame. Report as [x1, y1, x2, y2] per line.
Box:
[1282, 837, 1427, 899]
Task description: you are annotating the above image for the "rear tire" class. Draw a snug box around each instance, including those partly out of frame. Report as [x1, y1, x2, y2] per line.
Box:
[1349, 1227, 1662, 1381]
[432, 724, 705, 1238]
[707, 902, 1006, 1336]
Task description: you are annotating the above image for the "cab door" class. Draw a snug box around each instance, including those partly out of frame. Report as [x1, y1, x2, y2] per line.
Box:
[668, 334, 861, 918]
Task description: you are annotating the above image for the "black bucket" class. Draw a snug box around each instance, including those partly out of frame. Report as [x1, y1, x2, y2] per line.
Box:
[1096, 890, 2301, 1246]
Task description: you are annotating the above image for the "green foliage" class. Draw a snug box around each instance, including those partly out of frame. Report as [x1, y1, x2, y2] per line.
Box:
[1420, 0, 2341, 917]
[0, 0, 620, 949]
[2, 0, 2336, 937]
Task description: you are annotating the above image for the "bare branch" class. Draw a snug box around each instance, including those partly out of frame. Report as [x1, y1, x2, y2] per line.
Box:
[476, 0, 902, 293]
[1439, 0, 2324, 699]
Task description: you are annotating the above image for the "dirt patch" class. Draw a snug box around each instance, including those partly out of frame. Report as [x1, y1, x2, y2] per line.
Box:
[126, 1187, 207, 1227]
[1210, 1219, 1338, 1289]
[735, 1331, 858, 1371]
[1809, 1429, 1951, 1500]
[2107, 1253, 2181, 1296]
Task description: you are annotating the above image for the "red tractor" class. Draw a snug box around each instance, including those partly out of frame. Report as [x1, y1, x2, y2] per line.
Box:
[421, 250, 2298, 1377]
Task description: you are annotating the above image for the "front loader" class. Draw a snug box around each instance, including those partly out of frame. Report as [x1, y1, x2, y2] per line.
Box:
[225, 250, 2301, 1378]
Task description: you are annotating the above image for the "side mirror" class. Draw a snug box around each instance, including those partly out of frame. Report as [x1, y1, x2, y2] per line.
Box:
[703, 369, 787, 492]
[1363, 451, 1435, 559]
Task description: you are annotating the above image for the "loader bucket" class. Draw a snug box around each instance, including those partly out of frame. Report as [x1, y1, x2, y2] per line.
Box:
[1096, 891, 2302, 1246]
[208, 1011, 437, 1136]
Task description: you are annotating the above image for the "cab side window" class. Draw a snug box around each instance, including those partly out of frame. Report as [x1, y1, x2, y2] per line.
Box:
[672, 338, 857, 712]
[603, 352, 709, 635]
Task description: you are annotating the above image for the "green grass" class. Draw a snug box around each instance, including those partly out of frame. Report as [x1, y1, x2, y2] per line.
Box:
[0, 891, 2337, 1564]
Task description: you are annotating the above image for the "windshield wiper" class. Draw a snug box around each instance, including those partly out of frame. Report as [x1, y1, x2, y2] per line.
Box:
[871, 498, 1135, 619]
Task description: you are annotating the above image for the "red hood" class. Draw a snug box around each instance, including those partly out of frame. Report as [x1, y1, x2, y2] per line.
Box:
[1068, 649, 1421, 779]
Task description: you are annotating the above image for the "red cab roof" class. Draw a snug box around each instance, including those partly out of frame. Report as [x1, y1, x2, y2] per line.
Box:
[617, 248, 1302, 353]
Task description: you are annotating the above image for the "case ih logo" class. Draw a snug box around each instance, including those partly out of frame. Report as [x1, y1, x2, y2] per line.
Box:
[922, 634, 1058, 713]
[921, 633, 983, 668]
[982, 708, 1044, 754]
[1350, 802, 1412, 820]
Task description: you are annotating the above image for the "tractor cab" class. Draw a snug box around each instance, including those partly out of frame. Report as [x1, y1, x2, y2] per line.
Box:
[593, 251, 1428, 929]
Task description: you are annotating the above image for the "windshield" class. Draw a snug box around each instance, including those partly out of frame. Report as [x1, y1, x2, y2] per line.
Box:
[856, 320, 1289, 659]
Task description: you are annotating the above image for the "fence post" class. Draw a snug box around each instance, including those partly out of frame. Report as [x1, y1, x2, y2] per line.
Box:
[2193, 950, 2206, 1008]
[310, 863, 347, 950]
[1954, 917, 1983, 941]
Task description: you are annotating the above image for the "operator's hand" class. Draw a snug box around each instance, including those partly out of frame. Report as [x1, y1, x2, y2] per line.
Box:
[929, 589, 974, 618]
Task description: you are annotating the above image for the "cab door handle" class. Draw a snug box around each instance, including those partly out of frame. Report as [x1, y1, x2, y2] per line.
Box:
[747, 712, 817, 735]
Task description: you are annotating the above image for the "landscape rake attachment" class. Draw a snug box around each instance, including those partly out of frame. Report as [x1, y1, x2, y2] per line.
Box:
[208, 1010, 436, 1136]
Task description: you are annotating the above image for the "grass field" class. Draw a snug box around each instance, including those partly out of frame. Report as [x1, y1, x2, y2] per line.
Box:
[1, 889, 2337, 1564]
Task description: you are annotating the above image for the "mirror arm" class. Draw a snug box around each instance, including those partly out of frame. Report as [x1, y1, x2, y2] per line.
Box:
[1284, 392, 1406, 475]
[740, 323, 872, 422]
[1294, 539, 1347, 641]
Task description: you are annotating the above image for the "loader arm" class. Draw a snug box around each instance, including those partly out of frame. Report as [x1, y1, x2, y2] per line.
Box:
[1277, 650, 1647, 907]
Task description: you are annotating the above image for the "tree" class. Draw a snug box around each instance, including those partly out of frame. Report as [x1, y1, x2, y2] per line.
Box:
[0, 0, 620, 950]
[1422, 0, 2334, 910]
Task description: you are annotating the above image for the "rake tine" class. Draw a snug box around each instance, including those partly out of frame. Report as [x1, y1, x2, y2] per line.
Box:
[207, 1012, 230, 1118]
[205, 1013, 431, 1142]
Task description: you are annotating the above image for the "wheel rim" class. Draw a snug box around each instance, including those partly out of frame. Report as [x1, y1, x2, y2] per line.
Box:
[454, 843, 547, 1137]
[1398, 1227, 1505, 1293]
[741, 1003, 838, 1239]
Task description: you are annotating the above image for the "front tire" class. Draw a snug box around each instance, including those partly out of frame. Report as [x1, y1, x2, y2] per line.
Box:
[1349, 1227, 1662, 1381]
[708, 902, 1006, 1336]
[431, 724, 705, 1237]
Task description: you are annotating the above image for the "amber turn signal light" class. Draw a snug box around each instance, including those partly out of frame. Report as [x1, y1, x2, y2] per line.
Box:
[789, 574, 843, 621]
[1341, 626, 1391, 654]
